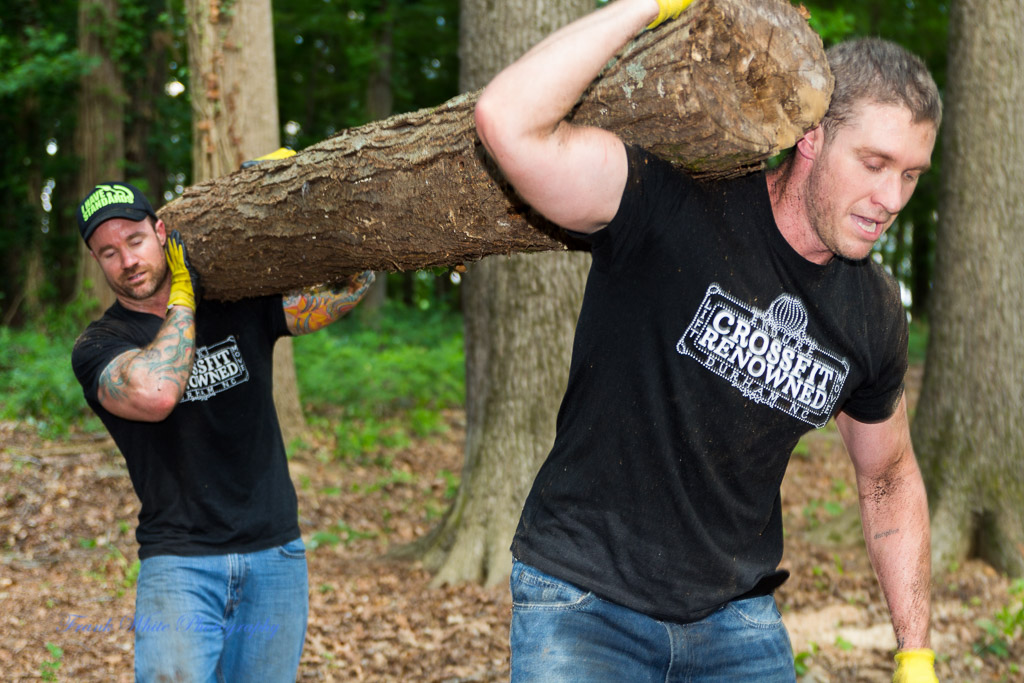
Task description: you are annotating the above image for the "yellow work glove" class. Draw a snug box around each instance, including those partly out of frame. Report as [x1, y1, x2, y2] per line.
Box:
[164, 230, 199, 312]
[893, 648, 938, 683]
[240, 147, 296, 168]
[647, 0, 694, 30]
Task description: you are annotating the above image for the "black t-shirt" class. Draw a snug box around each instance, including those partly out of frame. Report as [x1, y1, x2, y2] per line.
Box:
[511, 146, 908, 623]
[72, 297, 299, 560]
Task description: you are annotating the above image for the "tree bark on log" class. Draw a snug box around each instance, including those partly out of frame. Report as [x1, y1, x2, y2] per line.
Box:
[159, 0, 832, 301]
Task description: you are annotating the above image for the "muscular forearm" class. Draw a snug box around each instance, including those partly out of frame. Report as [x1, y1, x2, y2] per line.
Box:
[858, 453, 932, 650]
[98, 306, 196, 421]
[283, 271, 375, 335]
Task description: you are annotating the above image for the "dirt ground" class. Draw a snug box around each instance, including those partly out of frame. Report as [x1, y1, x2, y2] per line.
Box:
[1, 367, 1021, 681]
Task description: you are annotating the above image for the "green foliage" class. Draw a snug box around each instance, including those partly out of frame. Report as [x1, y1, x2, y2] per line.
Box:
[0, 300, 104, 437]
[0, 1, 90, 322]
[274, 0, 459, 148]
[0, 327, 88, 438]
[791, 437, 811, 460]
[124, 558, 141, 588]
[794, 642, 819, 676]
[0, 299, 463, 441]
[294, 301, 464, 460]
[438, 468, 459, 499]
[308, 520, 378, 550]
[307, 530, 342, 550]
[333, 417, 413, 462]
[802, 497, 845, 529]
[0, 25, 94, 97]
[974, 579, 1024, 660]
[40, 642, 63, 682]
[295, 302, 463, 409]
[803, 6, 856, 44]
[908, 318, 929, 366]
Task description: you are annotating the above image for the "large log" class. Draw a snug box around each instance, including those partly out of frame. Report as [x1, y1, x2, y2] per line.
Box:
[159, 0, 832, 301]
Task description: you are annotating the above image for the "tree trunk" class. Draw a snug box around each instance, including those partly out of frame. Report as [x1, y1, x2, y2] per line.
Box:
[361, 0, 397, 318]
[158, 0, 831, 302]
[912, 0, 1024, 577]
[187, 0, 281, 175]
[390, 0, 593, 588]
[125, 24, 174, 209]
[74, 0, 125, 317]
[186, 0, 307, 444]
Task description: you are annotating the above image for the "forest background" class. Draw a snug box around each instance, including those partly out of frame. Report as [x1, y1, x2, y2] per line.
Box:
[2, 0, 1023, 680]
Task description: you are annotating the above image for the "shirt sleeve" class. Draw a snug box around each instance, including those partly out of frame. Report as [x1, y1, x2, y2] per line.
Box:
[71, 322, 144, 404]
[266, 294, 291, 339]
[839, 276, 909, 423]
[580, 145, 697, 273]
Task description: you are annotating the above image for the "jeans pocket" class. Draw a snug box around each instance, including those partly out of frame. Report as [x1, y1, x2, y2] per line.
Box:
[277, 537, 307, 560]
[511, 561, 595, 612]
[723, 594, 783, 629]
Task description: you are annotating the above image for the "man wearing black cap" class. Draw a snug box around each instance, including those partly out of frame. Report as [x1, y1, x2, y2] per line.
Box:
[72, 181, 373, 681]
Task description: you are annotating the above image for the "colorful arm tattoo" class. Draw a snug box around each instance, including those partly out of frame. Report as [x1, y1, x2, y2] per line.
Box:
[283, 271, 375, 335]
[97, 307, 197, 412]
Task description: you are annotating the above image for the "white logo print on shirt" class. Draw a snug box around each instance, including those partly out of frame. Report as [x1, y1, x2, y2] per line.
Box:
[181, 336, 249, 403]
[676, 284, 849, 427]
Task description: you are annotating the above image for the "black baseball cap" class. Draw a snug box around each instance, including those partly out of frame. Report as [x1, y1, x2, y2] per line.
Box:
[77, 182, 159, 245]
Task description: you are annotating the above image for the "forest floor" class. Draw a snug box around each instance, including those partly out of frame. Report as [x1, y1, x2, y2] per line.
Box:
[1, 366, 1021, 682]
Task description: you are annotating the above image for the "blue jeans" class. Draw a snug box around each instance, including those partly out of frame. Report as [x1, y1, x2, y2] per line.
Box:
[510, 560, 795, 682]
[132, 538, 309, 682]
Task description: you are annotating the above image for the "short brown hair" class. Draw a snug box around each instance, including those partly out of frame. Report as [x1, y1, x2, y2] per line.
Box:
[821, 38, 942, 140]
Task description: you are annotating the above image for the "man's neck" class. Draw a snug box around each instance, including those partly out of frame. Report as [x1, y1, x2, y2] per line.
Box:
[116, 280, 172, 318]
[765, 162, 833, 266]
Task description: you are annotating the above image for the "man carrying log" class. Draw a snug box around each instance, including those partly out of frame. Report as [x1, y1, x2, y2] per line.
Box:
[475, 0, 941, 681]
[71, 181, 372, 681]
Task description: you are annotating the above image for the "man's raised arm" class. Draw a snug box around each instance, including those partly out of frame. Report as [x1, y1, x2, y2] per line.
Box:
[474, 0, 689, 234]
[96, 231, 198, 422]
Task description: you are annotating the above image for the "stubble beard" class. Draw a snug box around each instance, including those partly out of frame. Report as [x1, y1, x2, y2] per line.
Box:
[805, 161, 872, 263]
[108, 261, 169, 303]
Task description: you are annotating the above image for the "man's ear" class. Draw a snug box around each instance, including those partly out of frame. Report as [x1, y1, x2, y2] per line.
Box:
[154, 218, 167, 245]
[796, 125, 825, 161]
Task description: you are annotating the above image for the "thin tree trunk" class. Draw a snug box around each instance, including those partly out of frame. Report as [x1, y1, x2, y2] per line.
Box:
[912, 0, 1024, 577]
[159, 0, 831, 302]
[434, 0, 595, 589]
[390, 0, 595, 588]
[125, 24, 173, 208]
[75, 0, 125, 317]
[186, 0, 307, 444]
[361, 0, 396, 318]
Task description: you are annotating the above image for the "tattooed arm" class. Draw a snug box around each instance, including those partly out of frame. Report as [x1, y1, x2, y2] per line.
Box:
[837, 396, 932, 652]
[283, 271, 375, 336]
[97, 306, 197, 422]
